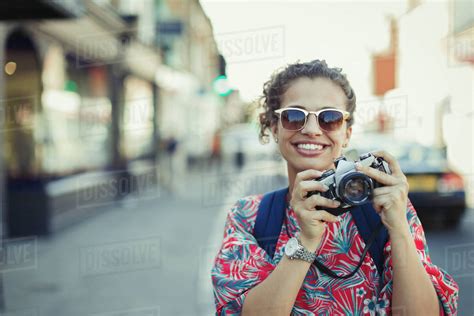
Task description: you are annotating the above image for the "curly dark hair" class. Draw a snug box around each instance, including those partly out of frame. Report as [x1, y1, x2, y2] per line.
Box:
[258, 59, 356, 143]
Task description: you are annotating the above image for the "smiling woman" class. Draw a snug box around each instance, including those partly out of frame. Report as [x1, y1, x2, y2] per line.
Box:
[211, 59, 459, 315]
[261, 62, 355, 185]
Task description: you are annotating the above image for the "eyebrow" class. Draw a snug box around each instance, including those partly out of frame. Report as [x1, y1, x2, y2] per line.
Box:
[285, 105, 335, 111]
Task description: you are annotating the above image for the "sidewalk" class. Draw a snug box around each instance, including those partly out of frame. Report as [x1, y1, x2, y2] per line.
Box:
[2, 164, 227, 316]
[1, 159, 286, 316]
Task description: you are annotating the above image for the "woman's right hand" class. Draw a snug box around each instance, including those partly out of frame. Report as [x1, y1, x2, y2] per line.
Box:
[290, 169, 341, 251]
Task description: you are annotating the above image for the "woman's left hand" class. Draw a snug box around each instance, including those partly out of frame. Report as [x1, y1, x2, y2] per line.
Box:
[355, 150, 410, 235]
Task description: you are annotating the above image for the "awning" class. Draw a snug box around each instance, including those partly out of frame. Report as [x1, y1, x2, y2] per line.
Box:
[0, 0, 85, 20]
[34, 3, 162, 82]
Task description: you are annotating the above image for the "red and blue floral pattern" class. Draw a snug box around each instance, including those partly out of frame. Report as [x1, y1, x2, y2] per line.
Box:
[211, 195, 459, 315]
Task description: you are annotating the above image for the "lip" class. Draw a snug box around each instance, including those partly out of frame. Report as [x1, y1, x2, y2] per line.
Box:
[291, 140, 330, 157]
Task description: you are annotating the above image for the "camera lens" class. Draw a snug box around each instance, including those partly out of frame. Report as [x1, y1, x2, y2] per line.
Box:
[337, 172, 373, 205]
[345, 179, 367, 201]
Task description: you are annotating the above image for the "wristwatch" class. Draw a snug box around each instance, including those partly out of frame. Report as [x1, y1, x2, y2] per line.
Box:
[284, 237, 317, 263]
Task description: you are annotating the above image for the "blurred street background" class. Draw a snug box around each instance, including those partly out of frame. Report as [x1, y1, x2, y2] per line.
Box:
[0, 0, 473, 315]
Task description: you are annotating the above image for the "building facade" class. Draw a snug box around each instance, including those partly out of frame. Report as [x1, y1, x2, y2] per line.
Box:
[370, 0, 473, 205]
[0, 0, 223, 238]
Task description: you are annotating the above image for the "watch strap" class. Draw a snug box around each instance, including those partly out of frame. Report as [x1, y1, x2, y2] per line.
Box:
[289, 239, 316, 263]
[294, 247, 317, 263]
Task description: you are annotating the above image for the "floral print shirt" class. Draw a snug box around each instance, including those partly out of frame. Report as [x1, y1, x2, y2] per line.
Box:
[211, 194, 459, 315]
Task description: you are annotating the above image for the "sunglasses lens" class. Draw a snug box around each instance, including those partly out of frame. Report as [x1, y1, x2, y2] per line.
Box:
[318, 110, 344, 131]
[281, 109, 306, 130]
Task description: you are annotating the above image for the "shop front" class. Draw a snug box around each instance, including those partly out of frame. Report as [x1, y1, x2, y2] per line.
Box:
[1, 21, 162, 237]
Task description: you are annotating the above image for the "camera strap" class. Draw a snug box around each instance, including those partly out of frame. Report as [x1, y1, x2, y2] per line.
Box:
[312, 221, 384, 279]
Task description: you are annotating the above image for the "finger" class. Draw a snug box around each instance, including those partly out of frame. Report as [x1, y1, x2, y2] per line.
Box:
[374, 182, 409, 200]
[373, 194, 393, 213]
[356, 163, 398, 186]
[306, 194, 341, 209]
[299, 180, 329, 196]
[373, 186, 394, 196]
[311, 210, 340, 223]
[371, 150, 403, 176]
[294, 169, 324, 184]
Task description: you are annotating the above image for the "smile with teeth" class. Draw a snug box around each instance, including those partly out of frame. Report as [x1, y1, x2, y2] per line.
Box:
[296, 143, 325, 150]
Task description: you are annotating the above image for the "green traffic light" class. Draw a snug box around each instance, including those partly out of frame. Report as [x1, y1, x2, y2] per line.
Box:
[213, 75, 232, 96]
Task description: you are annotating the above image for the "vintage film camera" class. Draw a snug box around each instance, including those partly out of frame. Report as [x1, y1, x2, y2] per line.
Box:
[307, 153, 391, 215]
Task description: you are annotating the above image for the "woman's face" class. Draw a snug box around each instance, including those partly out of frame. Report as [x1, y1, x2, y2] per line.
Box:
[271, 77, 352, 174]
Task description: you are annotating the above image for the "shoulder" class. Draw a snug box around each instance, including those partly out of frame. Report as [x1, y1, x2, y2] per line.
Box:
[226, 194, 263, 233]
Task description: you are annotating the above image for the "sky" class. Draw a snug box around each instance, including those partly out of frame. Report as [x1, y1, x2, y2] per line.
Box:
[200, 0, 407, 102]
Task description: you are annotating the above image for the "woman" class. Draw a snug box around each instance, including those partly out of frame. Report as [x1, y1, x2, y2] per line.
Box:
[211, 60, 458, 315]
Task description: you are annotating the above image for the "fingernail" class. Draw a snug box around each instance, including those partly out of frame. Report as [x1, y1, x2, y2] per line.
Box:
[323, 185, 329, 191]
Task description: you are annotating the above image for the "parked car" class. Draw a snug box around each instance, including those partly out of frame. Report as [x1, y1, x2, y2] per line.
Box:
[346, 136, 466, 227]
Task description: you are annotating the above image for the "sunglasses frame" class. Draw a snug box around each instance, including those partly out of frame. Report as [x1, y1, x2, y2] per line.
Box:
[274, 107, 351, 132]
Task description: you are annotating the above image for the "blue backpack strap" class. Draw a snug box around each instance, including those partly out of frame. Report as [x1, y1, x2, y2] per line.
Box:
[350, 204, 389, 276]
[254, 187, 289, 259]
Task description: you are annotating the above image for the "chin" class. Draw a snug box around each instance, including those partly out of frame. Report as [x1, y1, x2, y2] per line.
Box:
[292, 157, 334, 173]
[282, 145, 341, 172]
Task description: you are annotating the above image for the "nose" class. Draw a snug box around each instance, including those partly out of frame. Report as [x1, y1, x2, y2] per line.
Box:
[301, 113, 322, 135]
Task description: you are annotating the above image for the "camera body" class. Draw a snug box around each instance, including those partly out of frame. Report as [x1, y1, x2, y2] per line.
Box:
[307, 153, 391, 215]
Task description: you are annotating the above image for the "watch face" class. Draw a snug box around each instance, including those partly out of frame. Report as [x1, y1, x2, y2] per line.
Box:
[285, 237, 299, 257]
